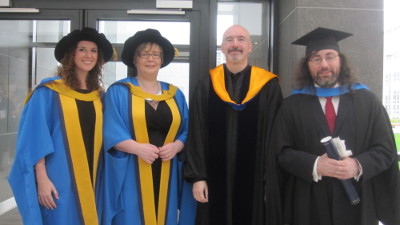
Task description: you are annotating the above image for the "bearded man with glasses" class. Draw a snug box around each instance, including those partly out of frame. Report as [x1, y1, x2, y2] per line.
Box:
[273, 27, 400, 225]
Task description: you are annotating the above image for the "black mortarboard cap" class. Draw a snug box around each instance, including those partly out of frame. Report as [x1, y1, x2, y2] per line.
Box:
[292, 27, 352, 54]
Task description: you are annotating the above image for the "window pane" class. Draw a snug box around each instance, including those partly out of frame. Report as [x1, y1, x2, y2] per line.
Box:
[158, 62, 190, 100]
[103, 62, 127, 88]
[35, 47, 60, 84]
[35, 20, 70, 43]
[33, 20, 70, 85]
[383, 0, 400, 153]
[99, 21, 190, 45]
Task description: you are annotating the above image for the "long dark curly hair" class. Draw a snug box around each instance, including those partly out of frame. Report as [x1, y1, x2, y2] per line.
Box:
[293, 52, 359, 90]
[57, 42, 105, 91]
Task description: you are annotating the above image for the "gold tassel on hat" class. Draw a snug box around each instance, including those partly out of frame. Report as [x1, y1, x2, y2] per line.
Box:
[113, 46, 118, 61]
[174, 47, 179, 57]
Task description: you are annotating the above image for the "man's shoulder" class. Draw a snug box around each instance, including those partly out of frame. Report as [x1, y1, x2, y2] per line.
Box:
[346, 88, 378, 102]
[279, 94, 316, 110]
[347, 88, 383, 109]
[249, 65, 274, 74]
[350, 87, 373, 96]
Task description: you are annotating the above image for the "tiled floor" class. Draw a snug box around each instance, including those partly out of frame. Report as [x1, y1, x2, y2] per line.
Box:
[0, 208, 23, 225]
[0, 207, 387, 225]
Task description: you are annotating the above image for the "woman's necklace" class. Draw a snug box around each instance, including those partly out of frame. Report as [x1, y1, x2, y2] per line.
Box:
[138, 79, 162, 102]
[145, 88, 162, 102]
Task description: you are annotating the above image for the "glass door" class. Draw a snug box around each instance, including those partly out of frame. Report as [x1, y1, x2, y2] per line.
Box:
[0, 10, 81, 222]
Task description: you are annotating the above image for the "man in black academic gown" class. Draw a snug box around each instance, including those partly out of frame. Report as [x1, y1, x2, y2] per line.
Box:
[184, 25, 283, 225]
[275, 27, 400, 225]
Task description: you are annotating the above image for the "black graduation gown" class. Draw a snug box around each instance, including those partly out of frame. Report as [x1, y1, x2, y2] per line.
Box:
[274, 89, 400, 225]
[184, 66, 283, 225]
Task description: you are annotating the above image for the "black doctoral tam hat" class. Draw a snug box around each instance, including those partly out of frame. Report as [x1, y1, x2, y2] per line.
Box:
[121, 29, 175, 68]
[54, 27, 113, 63]
[292, 27, 352, 54]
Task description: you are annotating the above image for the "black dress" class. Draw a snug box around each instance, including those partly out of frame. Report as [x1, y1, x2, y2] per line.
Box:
[76, 90, 96, 182]
[145, 100, 172, 216]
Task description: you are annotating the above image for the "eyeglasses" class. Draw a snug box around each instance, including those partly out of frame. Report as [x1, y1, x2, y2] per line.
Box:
[309, 53, 339, 65]
[138, 52, 162, 59]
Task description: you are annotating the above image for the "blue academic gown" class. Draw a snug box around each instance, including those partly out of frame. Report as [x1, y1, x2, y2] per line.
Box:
[8, 76, 103, 225]
[97, 77, 196, 225]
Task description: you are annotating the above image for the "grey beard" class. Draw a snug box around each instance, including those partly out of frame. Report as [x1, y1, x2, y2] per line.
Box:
[316, 79, 338, 88]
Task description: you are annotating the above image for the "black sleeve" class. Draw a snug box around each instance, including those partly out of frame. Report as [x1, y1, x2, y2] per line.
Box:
[183, 77, 210, 183]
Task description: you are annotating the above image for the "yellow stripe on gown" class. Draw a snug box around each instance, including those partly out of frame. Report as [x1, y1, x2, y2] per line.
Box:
[45, 80, 102, 225]
[129, 84, 181, 225]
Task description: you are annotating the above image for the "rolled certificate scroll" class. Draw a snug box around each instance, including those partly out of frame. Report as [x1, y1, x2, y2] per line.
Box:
[320, 136, 360, 205]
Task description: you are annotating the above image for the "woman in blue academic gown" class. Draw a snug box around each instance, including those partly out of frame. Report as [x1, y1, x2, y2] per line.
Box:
[97, 29, 196, 225]
[8, 27, 113, 225]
